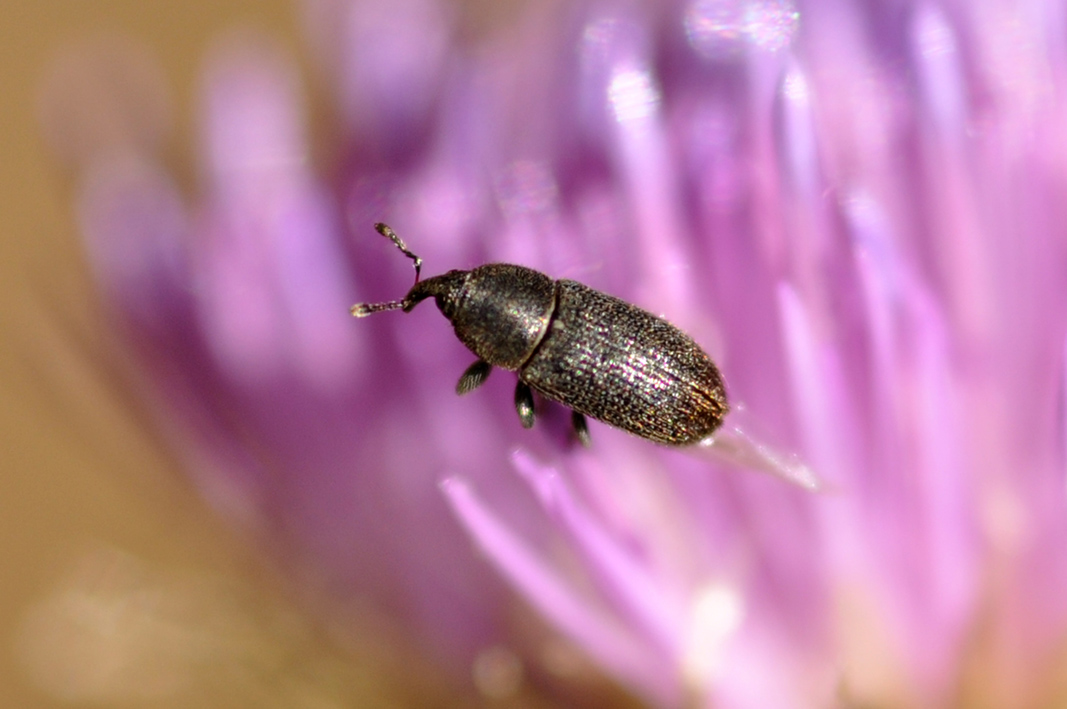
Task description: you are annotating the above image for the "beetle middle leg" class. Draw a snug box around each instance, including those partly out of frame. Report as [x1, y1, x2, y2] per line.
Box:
[514, 381, 536, 429]
[571, 411, 591, 447]
[456, 360, 492, 395]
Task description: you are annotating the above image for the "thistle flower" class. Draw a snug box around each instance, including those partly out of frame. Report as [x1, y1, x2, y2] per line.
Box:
[48, 0, 1067, 706]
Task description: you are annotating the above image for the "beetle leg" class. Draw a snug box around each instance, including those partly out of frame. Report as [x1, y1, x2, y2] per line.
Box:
[514, 381, 536, 429]
[456, 360, 492, 395]
[571, 411, 591, 447]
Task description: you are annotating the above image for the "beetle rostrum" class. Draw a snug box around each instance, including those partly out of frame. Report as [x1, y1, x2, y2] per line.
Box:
[351, 223, 729, 446]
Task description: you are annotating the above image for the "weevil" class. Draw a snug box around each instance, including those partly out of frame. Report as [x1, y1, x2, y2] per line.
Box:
[351, 223, 728, 446]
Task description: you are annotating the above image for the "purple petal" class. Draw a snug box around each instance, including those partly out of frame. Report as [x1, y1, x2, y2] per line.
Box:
[510, 450, 686, 654]
[196, 38, 362, 390]
[441, 476, 679, 706]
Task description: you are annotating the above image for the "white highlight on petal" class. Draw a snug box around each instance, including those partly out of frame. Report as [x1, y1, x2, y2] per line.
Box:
[685, 0, 799, 60]
[685, 0, 745, 59]
[608, 68, 661, 124]
[780, 65, 820, 195]
[781, 66, 810, 103]
[745, 0, 801, 52]
[915, 6, 956, 57]
[912, 5, 965, 135]
[681, 583, 745, 690]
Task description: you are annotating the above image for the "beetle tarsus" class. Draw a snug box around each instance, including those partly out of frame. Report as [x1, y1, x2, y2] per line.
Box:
[514, 381, 536, 429]
[571, 411, 591, 447]
[457, 360, 492, 395]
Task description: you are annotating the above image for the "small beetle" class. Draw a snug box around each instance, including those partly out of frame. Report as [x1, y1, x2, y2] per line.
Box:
[352, 223, 728, 446]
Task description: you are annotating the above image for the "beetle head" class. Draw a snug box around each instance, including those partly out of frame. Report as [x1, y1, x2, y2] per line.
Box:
[350, 223, 468, 319]
[401, 270, 468, 317]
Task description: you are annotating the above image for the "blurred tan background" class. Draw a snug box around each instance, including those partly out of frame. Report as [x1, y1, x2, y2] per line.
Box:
[1, 2, 566, 706]
[0, 3, 451, 706]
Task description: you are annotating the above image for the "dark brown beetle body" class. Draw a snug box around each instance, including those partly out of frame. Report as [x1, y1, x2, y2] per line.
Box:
[352, 224, 728, 446]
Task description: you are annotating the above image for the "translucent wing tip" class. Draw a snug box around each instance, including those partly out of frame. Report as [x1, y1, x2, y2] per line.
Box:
[691, 423, 825, 491]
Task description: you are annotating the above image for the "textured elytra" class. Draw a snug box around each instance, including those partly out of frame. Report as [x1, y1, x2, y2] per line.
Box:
[520, 281, 727, 445]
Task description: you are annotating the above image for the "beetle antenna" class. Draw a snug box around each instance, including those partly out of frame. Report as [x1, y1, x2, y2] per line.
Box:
[350, 223, 424, 318]
[376, 222, 422, 281]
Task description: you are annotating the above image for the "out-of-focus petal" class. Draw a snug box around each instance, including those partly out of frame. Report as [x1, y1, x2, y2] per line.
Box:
[196, 37, 362, 390]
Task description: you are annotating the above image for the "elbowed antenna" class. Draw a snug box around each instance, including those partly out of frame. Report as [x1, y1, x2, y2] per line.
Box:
[350, 223, 424, 317]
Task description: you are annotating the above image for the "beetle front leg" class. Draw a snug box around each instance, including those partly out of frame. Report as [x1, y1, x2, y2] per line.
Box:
[571, 411, 591, 447]
[456, 360, 492, 395]
[514, 381, 536, 429]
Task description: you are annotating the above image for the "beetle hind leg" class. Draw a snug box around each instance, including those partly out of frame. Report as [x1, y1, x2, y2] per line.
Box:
[514, 381, 536, 429]
[456, 360, 492, 395]
[571, 411, 591, 447]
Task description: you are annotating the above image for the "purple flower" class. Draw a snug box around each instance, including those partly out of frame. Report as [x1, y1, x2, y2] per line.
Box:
[48, 0, 1067, 705]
